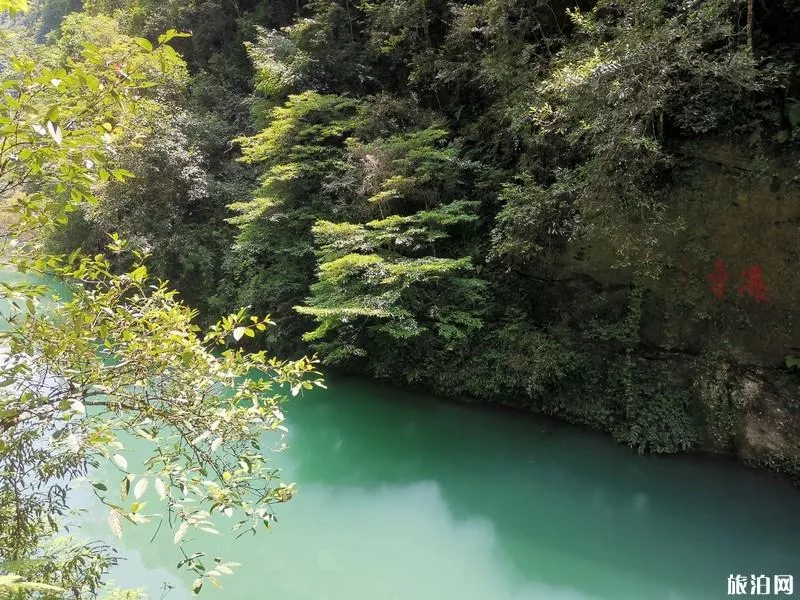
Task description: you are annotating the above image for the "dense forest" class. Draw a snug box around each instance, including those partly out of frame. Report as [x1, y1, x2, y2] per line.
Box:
[1, 0, 800, 595]
[12, 0, 800, 477]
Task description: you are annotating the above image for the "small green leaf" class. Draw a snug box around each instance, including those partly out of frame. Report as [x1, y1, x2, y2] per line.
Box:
[134, 37, 153, 52]
[130, 265, 147, 282]
[111, 168, 135, 182]
[157, 28, 192, 46]
[191, 578, 202, 595]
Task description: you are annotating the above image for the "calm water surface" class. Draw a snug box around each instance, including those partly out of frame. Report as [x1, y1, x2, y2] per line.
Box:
[5, 269, 797, 598]
[74, 377, 799, 600]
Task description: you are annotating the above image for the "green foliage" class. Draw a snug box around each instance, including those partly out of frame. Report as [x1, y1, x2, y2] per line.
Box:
[223, 92, 363, 351]
[24, 0, 800, 483]
[0, 0, 27, 16]
[245, 26, 312, 101]
[359, 0, 446, 95]
[298, 208, 485, 360]
[434, 315, 580, 401]
[490, 174, 578, 268]
[45, 11, 241, 319]
[293, 113, 488, 361]
[278, 0, 371, 93]
[233, 92, 360, 211]
[209, 0, 797, 472]
[1, 246, 322, 592]
[613, 361, 700, 454]
[0, 4, 323, 597]
[0, 15, 173, 233]
[0, 574, 64, 598]
[527, 0, 762, 269]
[437, 0, 566, 162]
[330, 125, 466, 214]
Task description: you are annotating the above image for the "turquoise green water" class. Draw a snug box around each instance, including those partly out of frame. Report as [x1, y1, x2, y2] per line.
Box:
[5, 268, 796, 599]
[75, 377, 799, 600]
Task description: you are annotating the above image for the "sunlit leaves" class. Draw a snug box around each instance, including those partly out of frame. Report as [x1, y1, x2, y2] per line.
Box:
[133, 38, 153, 52]
[3, 243, 322, 556]
[0, 7, 317, 597]
[0, 13, 191, 243]
[0, 0, 27, 16]
[1, 243, 322, 592]
[154, 476, 167, 499]
[0, 574, 64, 597]
[157, 29, 191, 46]
[233, 91, 488, 364]
[133, 478, 148, 500]
[173, 522, 189, 545]
[107, 510, 124, 540]
[298, 200, 486, 360]
[112, 454, 128, 471]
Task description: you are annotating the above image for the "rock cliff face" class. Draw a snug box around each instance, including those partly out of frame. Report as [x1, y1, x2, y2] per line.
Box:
[565, 142, 800, 478]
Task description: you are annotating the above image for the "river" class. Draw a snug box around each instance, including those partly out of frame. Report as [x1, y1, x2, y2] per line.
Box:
[71, 376, 799, 600]
[3, 270, 798, 600]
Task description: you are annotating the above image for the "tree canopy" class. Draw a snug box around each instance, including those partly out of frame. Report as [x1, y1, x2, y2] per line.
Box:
[2, 1, 800, 596]
[0, 2, 322, 596]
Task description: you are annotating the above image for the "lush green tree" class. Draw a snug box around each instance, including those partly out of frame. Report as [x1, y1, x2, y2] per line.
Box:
[225, 92, 362, 352]
[298, 200, 486, 362]
[26, 0, 800, 472]
[0, 3, 322, 596]
[230, 86, 490, 362]
[48, 12, 231, 314]
[524, 0, 762, 271]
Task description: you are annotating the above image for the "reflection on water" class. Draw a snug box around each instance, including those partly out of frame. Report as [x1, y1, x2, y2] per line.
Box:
[232, 480, 602, 600]
[76, 377, 799, 600]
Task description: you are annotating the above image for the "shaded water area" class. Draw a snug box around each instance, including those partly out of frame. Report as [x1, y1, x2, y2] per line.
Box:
[74, 377, 799, 600]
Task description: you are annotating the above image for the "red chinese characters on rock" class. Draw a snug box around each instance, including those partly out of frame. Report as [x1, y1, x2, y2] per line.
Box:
[738, 264, 768, 303]
[707, 258, 729, 300]
[704, 259, 768, 303]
